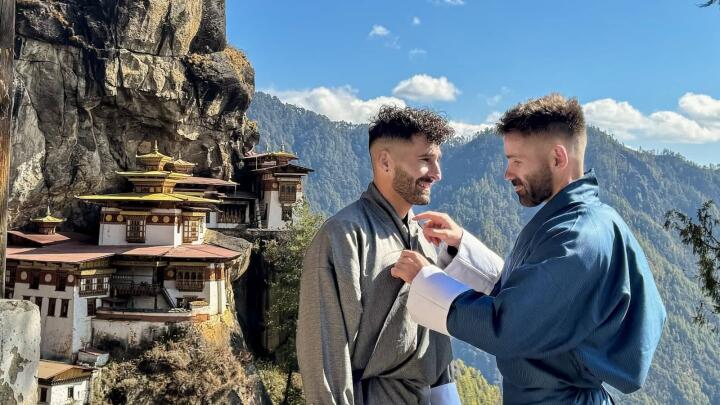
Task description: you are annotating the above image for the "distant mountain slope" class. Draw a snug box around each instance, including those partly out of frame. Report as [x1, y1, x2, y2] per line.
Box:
[248, 91, 720, 404]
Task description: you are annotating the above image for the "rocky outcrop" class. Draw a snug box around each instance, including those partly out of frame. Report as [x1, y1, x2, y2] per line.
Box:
[10, 0, 258, 230]
[0, 300, 40, 405]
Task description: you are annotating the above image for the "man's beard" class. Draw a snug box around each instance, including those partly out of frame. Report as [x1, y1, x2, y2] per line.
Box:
[393, 167, 433, 205]
[511, 165, 554, 207]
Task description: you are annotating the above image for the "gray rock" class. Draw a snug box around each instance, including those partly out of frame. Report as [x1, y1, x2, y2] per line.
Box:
[190, 0, 226, 54]
[10, 0, 257, 230]
[0, 300, 40, 405]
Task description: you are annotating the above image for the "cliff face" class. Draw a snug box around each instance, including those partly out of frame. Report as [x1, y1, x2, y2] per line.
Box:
[10, 0, 258, 229]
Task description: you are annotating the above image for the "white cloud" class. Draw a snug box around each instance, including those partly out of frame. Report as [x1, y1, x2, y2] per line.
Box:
[484, 111, 503, 124]
[413, 16, 421, 25]
[449, 113, 499, 141]
[392, 74, 461, 102]
[432, 0, 465, 5]
[679, 92, 720, 125]
[409, 48, 427, 60]
[369, 25, 390, 37]
[583, 95, 720, 144]
[267, 86, 406, 124]
[368, 25, 400, 49]
[483, 86, 510, 107]
[582, 99, 648, 140]
[450, 121, 494, 140]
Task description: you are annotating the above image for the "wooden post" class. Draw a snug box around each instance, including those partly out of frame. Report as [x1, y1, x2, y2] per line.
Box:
[0, 0, 15, 298]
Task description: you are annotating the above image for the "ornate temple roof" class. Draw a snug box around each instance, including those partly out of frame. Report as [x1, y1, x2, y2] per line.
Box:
[31, 206, 64, 223]
[76, 192, 221, 204]
[136, 140, 172, 162]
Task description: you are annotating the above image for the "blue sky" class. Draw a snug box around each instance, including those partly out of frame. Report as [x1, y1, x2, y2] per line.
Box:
[227, 1, 720, 165]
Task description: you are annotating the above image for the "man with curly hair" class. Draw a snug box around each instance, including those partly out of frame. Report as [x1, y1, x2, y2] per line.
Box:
[391, 94, 666, 404]
[297, 106, 504, 404]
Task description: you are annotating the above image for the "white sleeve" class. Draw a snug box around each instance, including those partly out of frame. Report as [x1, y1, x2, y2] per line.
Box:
[407, 265, 470, 335]
[437, 231, 504, 295]
[430, 382, 462, 405]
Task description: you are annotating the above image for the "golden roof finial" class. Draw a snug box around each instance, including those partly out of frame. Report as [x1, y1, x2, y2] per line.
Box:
[153, 140, 159, 153]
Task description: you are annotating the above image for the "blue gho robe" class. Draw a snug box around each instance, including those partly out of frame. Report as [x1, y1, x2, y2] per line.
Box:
[408, 171, 667, 404]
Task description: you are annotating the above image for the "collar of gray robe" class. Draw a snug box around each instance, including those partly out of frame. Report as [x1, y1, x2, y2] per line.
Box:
[361, 182, 417, 249]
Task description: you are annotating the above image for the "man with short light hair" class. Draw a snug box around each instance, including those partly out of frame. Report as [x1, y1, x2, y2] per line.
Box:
[391, 94, 667, 404]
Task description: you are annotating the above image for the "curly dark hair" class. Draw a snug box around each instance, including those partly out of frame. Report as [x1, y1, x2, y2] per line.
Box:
[497, 93, 585, 138]
[368, 106, 454, 148]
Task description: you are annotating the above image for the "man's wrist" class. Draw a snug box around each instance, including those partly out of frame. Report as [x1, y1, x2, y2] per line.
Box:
[448, 229, 464, 249]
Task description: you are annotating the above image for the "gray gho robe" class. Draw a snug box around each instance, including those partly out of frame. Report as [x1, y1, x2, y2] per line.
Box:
[297, 183, 453, 404]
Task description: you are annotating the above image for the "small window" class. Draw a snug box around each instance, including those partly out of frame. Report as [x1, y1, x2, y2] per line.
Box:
[56, 273, 67, 291]
[282, 206, 293, 221]
[87, 299, 96, 316]
[279, 183, 298, 203]
[40, 387, 48, 402]
[35, 297, 43, 312]
[47, 298, 56, 317]
[67, 386, 74, 399]
[23, 296, 30, 301]
[182, 219, 199, 243]
[5, 268, 14, 285]
[60, 299, 69, 318]
[29, 270, 41, 290]
[126, 217, 146, 243]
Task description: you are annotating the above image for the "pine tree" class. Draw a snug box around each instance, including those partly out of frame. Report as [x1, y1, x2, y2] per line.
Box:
[264, 201, 325, 404]
[665, 201, 720, 329]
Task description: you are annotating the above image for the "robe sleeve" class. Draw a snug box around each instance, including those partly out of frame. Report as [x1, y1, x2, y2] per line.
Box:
[436, 230, 504, 295]
[297, 221, 363, 404]
[410, 221, 623, 359]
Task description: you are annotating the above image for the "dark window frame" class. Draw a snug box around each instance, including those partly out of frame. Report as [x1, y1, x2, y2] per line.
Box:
[87, 298, 96, 316]
[29, 270, 41, 290]
[60, 299, 69, 318]
[47, 298, 56, 317]
[126, 217, 146, 243]
[56, 273, 67, 292]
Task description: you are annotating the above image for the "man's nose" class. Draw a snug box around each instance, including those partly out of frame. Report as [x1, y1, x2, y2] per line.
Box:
[429, 163, 441, 182]
[504, 165, 512, 181]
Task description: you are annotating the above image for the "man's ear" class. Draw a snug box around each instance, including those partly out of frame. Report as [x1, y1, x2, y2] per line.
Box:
[378, 149, 393, 173]
[552, 144, 569, 170]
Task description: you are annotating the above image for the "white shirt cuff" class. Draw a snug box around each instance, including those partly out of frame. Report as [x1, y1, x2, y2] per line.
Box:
[430, 382, 461, 405]
[441, 231, 504, 295]
[408, 265, 470, 335]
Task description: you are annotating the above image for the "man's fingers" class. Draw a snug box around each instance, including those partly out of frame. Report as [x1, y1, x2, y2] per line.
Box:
[424, 227, 451, 239]
[413, 211, 448, 223]
[390, 265, 410, 283]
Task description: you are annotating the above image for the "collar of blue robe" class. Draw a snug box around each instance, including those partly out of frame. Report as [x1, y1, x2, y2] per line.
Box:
[519, 169, 600, 242]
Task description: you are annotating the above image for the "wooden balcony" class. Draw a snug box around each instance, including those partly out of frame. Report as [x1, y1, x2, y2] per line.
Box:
[110, 275, 162, 296]
[175, 279, 204, 292]
[79, 282, 109, 297]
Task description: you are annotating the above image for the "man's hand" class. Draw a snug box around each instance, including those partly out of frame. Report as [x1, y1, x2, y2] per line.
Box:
[414, 211, 463, 247]
[391, 250, 431, 284]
